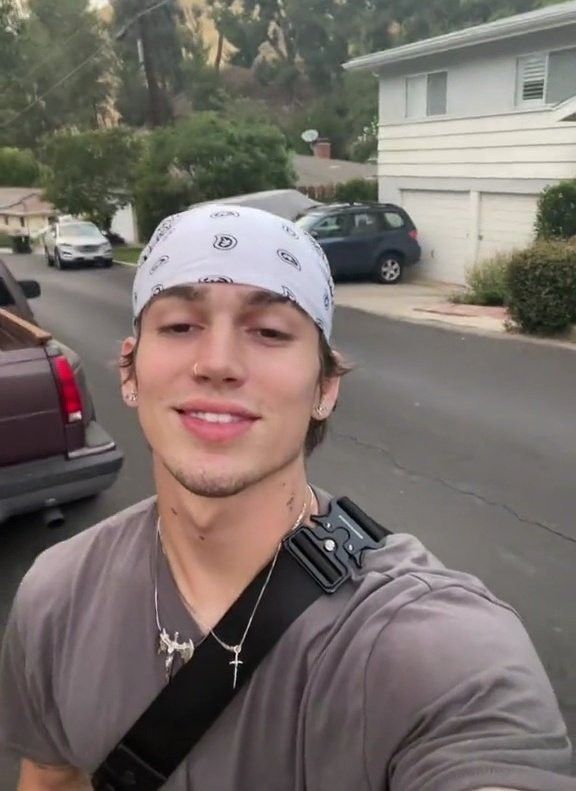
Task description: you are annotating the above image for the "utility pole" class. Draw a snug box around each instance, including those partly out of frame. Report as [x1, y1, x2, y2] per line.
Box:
[137, 10, 165, 127]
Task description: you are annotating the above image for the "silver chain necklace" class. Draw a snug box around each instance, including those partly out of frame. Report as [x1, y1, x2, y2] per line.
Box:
[154, 486, 313, 687]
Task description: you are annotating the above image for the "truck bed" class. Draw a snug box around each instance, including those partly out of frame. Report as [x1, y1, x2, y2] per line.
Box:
[0, 307, 51, 351]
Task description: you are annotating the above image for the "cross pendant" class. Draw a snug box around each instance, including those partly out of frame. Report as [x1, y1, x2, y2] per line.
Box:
[229, 646, 243, 690]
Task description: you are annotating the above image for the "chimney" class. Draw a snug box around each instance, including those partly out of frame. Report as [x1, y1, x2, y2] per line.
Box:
[312, 138, 332, 159]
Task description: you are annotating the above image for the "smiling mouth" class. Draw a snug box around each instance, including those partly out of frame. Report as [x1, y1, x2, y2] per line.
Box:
[177, 410, 250, 425]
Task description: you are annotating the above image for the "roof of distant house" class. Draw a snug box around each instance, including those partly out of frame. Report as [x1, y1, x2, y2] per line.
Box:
[191, 189, 321, 221]
[344, 0, 576, 72]
[0, 187, 54, 216]
[293, 154, 376, 188]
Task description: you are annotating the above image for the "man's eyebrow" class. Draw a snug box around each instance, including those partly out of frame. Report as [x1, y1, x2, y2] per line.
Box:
[153, 285, 205, 304]
[244, 290, 291, 308]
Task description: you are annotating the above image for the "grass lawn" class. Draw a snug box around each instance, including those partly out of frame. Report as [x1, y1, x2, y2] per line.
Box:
[114, 246, 142, 264]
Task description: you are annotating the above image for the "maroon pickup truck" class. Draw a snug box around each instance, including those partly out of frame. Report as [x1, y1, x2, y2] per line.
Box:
[0, 258, 123, 523]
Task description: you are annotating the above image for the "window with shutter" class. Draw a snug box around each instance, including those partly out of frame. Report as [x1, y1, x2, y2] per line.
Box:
[517, 54, 547, 104]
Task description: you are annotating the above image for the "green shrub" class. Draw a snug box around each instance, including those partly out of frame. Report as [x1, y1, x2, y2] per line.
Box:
[0, 147, 41, 186]
[333, 178, 378, 204]
[458, 253, 511, 306]
[535, 180, 576, 240]
[507, 241, 576, 335]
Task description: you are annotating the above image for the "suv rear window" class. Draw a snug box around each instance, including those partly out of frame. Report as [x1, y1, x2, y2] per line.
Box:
[383, 211, 405, 229]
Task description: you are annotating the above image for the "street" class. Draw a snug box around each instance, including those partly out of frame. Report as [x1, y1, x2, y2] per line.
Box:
[1, 253, 575, 783]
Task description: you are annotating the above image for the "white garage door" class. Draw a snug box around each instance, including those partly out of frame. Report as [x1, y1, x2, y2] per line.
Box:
[478, 193, 538, 262]
[401, 190, 471, 283]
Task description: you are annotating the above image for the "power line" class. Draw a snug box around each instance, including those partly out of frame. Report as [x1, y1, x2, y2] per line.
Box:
[19, 26, 87, 85]
[0, 0, 174, 133]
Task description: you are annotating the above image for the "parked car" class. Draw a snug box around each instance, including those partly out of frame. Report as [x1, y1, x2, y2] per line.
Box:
[295, 202, 421, 284]
[44, 220, 113, 270]
[0, 258, 123, 524]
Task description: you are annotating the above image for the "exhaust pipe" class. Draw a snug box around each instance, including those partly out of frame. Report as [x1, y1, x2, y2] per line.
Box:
[42, 499, 64, 528]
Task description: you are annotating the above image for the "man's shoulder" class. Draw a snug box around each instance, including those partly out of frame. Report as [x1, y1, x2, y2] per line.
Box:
[345, 531, 519, 642]
[14, 498, 157, 620]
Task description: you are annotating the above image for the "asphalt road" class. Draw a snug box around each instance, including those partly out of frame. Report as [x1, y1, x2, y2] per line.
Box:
[1, 253, 575, 782]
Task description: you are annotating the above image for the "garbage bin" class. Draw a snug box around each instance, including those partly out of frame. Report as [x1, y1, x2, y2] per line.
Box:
[11, 234, 32, 254]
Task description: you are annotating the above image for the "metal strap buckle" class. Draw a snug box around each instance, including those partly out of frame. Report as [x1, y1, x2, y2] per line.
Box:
[284, 497, 387, 594]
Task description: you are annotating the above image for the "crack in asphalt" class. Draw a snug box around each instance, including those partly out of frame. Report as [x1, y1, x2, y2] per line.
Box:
[334, 430, 576, 546]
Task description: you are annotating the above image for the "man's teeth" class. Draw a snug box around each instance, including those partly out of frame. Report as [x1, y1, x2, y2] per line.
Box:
[187, 411, 244, 424]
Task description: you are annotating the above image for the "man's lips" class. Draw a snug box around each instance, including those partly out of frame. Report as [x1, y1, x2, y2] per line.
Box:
[174, 400, 260, 420]
[174, 401, 260, 443]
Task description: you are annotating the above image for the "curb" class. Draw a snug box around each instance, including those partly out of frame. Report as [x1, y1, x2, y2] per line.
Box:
[337, 302, 576, 351]
[113, 258, 138, 268]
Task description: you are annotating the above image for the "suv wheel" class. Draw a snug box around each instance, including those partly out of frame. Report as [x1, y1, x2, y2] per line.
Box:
[44, 246, 53, 267]
[375, 253, 403, 285]
[54, 248, 67, 271]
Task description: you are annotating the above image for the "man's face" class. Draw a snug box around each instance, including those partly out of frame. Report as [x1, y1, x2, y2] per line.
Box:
[121, 284, 339, 498]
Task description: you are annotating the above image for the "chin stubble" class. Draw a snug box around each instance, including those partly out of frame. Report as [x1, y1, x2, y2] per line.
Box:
[162, 447, 303, 499]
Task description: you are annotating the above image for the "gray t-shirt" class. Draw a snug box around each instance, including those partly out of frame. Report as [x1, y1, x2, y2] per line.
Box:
[0, 496, 573, 790]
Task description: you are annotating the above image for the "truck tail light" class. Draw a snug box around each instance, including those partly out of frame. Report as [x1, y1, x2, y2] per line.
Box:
[409, 229, 418, 240]
[53, 355, 83, 423]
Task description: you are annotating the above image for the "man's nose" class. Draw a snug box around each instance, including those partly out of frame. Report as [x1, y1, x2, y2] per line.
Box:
[190, 325, 246, 386]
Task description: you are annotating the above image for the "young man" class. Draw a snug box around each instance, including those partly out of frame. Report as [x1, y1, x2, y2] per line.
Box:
[0, 205, 572, 791]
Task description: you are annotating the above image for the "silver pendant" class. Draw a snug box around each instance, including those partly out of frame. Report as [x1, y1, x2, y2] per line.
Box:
[158, 629, 195, 681]
[230, 645, 243, 690]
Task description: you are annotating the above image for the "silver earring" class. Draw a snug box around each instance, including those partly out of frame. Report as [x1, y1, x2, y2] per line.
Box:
[316, 403, 327, 417]
[127, 391, 138, 403]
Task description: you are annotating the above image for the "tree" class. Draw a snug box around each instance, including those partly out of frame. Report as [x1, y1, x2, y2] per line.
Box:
[41, 128, 141, 229]
[0, 148, 41, 186]
[134, 113, 296, 239]
[112, 0, 187, 126]
[20, 1, 113, 146]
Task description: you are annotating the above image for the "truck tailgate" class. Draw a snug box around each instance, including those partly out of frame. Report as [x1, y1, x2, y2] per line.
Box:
[0, 310, 68, 467]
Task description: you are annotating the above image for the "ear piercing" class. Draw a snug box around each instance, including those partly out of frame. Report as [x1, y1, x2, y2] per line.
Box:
[127, 391, 138, 403]
[316, 403, 327, 417]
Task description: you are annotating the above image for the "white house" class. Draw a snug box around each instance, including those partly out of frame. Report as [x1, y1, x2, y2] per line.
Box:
[344, 1, 576, 283]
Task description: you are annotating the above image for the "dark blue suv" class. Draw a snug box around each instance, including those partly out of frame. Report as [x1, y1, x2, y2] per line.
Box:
[295, 202, 421, 284]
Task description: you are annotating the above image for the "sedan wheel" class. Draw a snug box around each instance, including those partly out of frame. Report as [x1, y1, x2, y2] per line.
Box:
[376, 254, 403, 285]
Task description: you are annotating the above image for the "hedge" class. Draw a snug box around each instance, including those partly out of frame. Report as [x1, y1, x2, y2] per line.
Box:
[506, 241, 576, 335]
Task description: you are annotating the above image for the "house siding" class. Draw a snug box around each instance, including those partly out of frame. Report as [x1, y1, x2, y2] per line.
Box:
[374, 23, 576, 282]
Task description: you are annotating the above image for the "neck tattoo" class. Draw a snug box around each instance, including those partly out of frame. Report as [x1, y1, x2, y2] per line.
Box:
[154, 485, 314, 686]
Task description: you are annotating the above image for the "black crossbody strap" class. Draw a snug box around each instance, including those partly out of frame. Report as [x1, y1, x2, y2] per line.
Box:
[92, 497, 392, 791]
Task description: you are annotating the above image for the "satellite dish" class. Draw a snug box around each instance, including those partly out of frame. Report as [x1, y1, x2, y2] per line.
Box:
[301, 129, 319, 144]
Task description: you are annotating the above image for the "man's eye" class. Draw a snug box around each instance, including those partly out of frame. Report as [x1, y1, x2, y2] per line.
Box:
[160, 323, 194, 334]
[255, 328, 292, 341]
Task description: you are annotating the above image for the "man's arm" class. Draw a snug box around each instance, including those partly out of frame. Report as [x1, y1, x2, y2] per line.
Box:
[18, 759, 90, 791]
[363, 583, 573, 791]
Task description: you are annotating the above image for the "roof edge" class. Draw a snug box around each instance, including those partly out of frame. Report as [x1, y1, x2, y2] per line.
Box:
[344, 1, 576, 72]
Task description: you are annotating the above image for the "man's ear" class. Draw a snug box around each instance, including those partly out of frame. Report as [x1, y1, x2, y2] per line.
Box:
[313, 368, 341, 421]
[120, 336, 138, 406]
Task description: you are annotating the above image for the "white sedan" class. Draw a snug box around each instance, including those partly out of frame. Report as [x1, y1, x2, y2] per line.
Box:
[44, 221, 113, 270]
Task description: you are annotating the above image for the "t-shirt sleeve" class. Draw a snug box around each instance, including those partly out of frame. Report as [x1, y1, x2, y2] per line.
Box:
[363, 582, 574, 791]
[0, 582, 68, 767]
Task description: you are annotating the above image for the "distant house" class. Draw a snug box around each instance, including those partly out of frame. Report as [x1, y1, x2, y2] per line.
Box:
[0, 187, 139, 245]
[293, 153, 376, 190]
[345, 1, 576, 283]
[0, 188, 55, 239]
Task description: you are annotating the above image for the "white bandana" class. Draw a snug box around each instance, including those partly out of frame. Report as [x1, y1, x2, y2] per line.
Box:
[132, 204, 335, 339]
